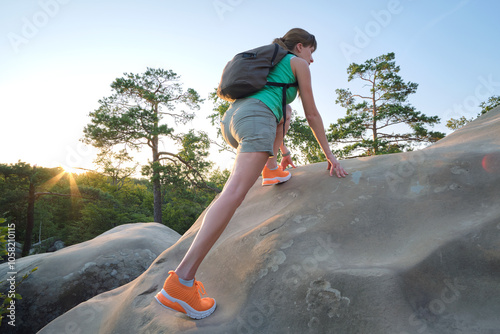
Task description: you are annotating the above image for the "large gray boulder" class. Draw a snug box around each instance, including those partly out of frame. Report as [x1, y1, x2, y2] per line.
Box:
[40, 107, 500, 333]
[0, 223, 180, 333]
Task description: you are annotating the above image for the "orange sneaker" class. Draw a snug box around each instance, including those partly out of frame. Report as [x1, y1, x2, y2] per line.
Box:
[155, 271, 216, 319]
[262, 165, 291, 186]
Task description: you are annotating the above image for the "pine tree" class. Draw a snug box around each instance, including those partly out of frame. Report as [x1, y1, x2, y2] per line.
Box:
[331, 53, 445, 157]
[83, 68, 205, 223]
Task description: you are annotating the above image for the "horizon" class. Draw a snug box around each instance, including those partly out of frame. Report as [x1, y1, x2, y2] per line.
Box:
[1, 0, 499, 172]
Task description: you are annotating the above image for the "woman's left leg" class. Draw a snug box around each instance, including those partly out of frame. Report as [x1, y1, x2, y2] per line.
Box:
[155, 151, 269, 319]
[174, 151, 269, 280]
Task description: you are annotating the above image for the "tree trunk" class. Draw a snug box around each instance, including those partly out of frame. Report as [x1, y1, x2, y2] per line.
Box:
[22, 177, 36, 256]
[152, 103, 163, 224]
[152, 136, 163, 223]
[372, 81, 378, 155]
[152, 177, 162, 223]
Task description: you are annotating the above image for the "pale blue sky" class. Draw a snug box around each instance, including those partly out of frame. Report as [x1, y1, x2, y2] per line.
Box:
[1, 0, 499, 171]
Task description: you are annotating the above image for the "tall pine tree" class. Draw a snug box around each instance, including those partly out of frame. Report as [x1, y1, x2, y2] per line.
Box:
[331, 53, 445, 157]
[83, 68, 205, 223]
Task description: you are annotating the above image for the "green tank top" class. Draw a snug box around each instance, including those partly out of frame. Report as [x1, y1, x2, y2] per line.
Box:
[247, 54, 298, 122]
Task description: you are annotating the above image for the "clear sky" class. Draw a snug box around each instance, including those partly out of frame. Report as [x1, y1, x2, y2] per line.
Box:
[1, 0, 499, 172]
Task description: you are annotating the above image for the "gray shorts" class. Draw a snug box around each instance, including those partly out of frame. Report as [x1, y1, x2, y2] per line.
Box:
[221, 98, 277, 156]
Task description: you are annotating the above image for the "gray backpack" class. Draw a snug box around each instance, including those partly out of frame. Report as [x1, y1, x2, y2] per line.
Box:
[217, 43, 298, 135]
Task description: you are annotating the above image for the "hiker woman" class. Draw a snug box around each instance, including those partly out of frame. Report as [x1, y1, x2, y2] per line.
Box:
[155, 28, 348, 319]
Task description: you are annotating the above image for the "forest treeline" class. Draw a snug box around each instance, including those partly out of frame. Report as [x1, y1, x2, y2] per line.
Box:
[0, 162, 229, 255]
[1, 53, 498, 256]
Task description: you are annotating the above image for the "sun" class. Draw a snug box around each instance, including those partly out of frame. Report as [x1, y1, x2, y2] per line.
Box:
[59, 166, 83, 198]
[61, 165, 86, 175]
[40, 166, 83, 200]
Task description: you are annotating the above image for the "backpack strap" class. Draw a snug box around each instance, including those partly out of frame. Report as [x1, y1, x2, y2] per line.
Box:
[270, 43, 280, 66]
[266, 81, 298, 146]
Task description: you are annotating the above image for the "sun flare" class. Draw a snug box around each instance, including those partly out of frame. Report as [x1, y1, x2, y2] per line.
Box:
[39, 167, 83, 200]
[62, 166, 86, 175]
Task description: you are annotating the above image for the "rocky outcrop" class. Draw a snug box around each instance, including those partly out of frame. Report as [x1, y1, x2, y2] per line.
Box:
[0, 223, 180, 334]
[40, 107, 500, 333]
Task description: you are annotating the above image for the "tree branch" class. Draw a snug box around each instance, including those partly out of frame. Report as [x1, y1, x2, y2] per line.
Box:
[351, 94, 372, 100]
[332, 139, 366, 144]
[157, 152, 220, 193]
[358, 76, 373, 84]
[35, 192, 95, 200]
[158, 157, 179, 165]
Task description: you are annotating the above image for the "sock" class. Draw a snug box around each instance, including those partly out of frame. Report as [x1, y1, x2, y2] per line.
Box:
[268, 166, 278, 170]
[178, 277, 194, 287]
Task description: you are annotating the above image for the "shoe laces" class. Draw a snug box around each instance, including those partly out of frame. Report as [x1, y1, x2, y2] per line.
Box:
[195, 281, 207, 297]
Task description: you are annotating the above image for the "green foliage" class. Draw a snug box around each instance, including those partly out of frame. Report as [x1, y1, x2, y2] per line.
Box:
[332, 52, 445, 157]
[83, 67, 208, 224]
[207, 89, 236, 154]
[0, 163, 69, 254]
[140, 129, 225, 234]
[480, 95, 500, 114]
[141, 130, 220, 192]
[208, 89, 231, 128]
[446, 116, 471, 131]
[0, 162, 150, 248]
[63, 175, 154, 245]
[0, 218, 8, 261]
[83, 68, 203, 150]
[161, 165, 229, 235]
[0, 158, 228, 248]
[286, 112, 324, 164]
[1, 70, 231, 254]
[93, 148, 138, 188]
[162, 188, 210, 235]
[207, 168, 230, 190]
[446, 95, 500, 130]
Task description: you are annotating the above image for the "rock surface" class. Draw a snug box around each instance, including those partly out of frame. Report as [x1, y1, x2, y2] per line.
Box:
[40, 107, 500, 334]
[0, 223, 180, 334]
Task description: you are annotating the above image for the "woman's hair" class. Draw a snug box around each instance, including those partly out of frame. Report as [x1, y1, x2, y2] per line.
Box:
[272, 28, 317, 53]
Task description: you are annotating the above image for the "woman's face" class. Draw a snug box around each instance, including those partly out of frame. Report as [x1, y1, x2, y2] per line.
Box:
[295, 43, 315, 65]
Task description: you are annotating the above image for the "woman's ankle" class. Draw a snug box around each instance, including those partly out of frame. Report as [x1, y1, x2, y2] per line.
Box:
[174, 267, 194, 282]
[266, 159, 278, 170]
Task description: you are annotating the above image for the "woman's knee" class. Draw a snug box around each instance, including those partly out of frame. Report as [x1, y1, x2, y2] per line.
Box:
[220, 183, 249, 207]
[222, 152, 268, 201]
